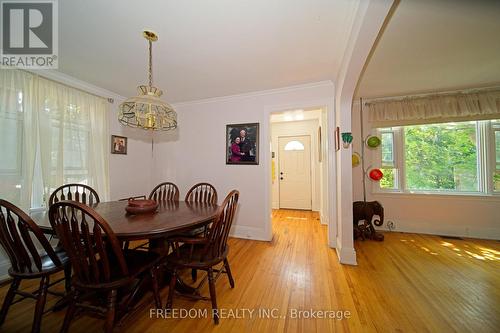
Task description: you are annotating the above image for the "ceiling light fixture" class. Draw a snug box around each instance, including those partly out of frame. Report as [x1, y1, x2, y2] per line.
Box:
[118, 30, 177, 131]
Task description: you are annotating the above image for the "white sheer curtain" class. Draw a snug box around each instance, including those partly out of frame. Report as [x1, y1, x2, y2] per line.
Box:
[0, 70, 38, 210]
[366, 88, 500, 127]
[37, 77, 110, 203]
[0, 69, 110, 208]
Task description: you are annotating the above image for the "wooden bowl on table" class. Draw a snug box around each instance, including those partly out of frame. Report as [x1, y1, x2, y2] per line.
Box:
[125, 199, 159, 215]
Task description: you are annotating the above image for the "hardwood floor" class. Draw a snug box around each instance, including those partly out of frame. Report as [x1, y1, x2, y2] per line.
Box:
[1, 209, 499, 332]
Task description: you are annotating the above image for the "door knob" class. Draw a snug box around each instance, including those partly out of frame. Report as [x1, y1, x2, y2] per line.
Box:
[280, 177, 284, 180]
[280, 172, 283, 175]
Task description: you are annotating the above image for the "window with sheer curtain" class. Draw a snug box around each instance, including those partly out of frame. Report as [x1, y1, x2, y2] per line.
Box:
[365, 88, 500, 195]
[0, 69, 110, 210]
[376, 121, 500, 194]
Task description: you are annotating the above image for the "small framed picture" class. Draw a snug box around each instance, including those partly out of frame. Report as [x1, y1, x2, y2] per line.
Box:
[226, 123, 259, 165]
[111, 135, 127, 155]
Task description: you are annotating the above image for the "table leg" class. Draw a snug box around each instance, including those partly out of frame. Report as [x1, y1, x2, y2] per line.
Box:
[148, 238, 199, 296]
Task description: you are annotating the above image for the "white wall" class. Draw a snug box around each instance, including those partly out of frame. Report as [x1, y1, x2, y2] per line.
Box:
[352, 102, 500, 240]
[271, 118, 322, 212]
[152, 82, 336, 241]
[108, 98, 156, 201]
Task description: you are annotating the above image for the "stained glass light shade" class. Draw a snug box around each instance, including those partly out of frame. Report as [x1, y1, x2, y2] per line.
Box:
[118, 85, 177, 131]
[118, 30, 177, 131]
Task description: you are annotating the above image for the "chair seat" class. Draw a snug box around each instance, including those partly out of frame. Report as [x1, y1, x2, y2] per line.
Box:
[166, 243, 227, 268]
[172, 226, 206, 238]
[9, 247, 70, 278]
[42, 247, 70, 270]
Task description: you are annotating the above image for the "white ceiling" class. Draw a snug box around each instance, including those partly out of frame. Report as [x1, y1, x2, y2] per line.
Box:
[356, 0, 500, 99]
[270, 108, 322, 123]
[57, 0, 358, 103]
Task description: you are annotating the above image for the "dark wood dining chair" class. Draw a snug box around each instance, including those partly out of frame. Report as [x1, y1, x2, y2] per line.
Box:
[182, 183, 218, 281]
[166, 190, 239, 324]
[148, 182, 179, 202]
[49, 184, 100, 206]
[0, 199, 71, 333]
[48, 200, 164, 333]
[185, 183, 218, 205]
[48, 184, 100, 243]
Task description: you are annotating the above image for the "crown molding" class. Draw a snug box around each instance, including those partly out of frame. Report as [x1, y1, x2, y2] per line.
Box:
[23, 71, 335, 108]
[172, 80, 335, 107]
[26, 69, 126, 103]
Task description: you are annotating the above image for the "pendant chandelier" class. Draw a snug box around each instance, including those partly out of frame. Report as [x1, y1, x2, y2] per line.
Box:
[118, 30, 177, 131]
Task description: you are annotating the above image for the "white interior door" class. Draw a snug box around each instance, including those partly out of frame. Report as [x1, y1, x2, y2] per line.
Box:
[278, 135, 312, 210]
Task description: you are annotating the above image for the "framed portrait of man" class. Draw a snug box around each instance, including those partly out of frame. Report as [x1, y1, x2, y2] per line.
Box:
[111, 135, 127, 155]
[226, 123, 259, 165]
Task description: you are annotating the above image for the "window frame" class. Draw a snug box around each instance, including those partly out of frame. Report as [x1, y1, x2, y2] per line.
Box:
[373, 119, 500, 197]
[373, 127, 403, 192]
[381, 131, 395, 167]
[491, 120, 500, 193]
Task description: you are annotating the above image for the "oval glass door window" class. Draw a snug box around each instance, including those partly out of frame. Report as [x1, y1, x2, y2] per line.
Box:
[284, 140, 305, 151]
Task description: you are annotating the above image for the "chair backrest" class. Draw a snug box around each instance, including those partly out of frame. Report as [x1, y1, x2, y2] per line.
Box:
[203, 190, 239, 260]
[0, 199, 62, 275]
[148, 182, 179, 201]
[185, 183, 218, 204]
[49, 200, 129, 286]
[49, 184, 100, 206]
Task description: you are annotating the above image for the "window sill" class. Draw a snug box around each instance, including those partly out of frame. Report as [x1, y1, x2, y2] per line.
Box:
[371, 191, 500, 201]
[29, 207, 46, 213]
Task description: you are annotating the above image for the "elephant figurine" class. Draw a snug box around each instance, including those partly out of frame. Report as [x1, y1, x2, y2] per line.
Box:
[353, 201, 384, 241]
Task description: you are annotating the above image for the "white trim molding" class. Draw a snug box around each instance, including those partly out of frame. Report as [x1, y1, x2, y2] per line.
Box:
[333, 0, 394, 266]
[376, 222, 500, 241]
[335, 240, 357, 265]
[173, 81, 335, 107]
[230, 225, 270, 242]
[26, 69, 125, 102]
[263, 97, 337, 250]
[320, 213, 328, 226]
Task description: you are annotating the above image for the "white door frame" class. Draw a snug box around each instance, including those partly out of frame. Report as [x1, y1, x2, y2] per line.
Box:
[277, 134, 312, 210]
[263, 98, 337, 248]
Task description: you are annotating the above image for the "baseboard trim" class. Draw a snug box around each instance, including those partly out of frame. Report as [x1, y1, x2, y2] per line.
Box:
[335, 241, 357, 265]
[320, 213, 328, 225]
[230, 225, 271, 242]
[378, 221, 500, 240]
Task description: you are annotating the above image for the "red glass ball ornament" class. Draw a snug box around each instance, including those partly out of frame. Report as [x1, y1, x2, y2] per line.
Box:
[369, 168, 383, 181]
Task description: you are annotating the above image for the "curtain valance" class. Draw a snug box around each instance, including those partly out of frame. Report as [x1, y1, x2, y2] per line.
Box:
[365, 88, 500, 127]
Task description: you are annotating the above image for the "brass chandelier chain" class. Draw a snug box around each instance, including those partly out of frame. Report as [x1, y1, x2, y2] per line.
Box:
[117, 30, 177, 131]
[148, 40, 153, 88]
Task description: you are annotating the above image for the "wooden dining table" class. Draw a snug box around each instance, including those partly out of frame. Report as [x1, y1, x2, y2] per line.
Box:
[31, 200, 219, 241]
[30, 199, 220, 299]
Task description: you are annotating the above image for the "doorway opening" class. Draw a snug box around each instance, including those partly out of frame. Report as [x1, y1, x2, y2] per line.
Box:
[278, 135, 312, 209]
[270, 107, 329, 225]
